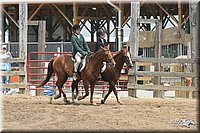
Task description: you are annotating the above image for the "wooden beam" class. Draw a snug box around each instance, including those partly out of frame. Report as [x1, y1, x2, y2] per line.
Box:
[140, 0, 146, 7]
[99, 20, 107, 29]
[122, 16, 130, 27]
[132, 57, 195, 64]
[80, 20, 91, 33]
[107, 20, 110, 42]
[147, 2, 158, 19]
[154, 0, 179, 25]
[48, 4, 64, 35]
[122, 9, 130, 26]
[28, 20, 39, 25]
[49, 17, 64, 35]
[73, 2, 78, 24]
[52, 3, 73, 26]
[0, 71, 26, 76]
[28, 4, 44, 20]
[77, 16, 105, 20]
[178, 0, 182, 28]
[101, 5, 115, 25]
[0, 83, 26, 89]
[128, 84, 196, 92]
[81, 5, 89, 16]
[0, 58, 26, 63]
[138, 18, 156, 24]
[1, 6, 19, 28]
[129, 71, 196, 77]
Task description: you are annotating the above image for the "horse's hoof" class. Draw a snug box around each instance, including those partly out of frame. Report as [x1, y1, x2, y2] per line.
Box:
[118, 101, 124, 105]
[71, 100, 76, 104]
[78, 96, 82, 101]
[54, 95, 61, 99]
[91, 102, 97, 106]
[74, 95, 78, 99]
[101, 100, 105, 104]
[63, 98, 70, 104]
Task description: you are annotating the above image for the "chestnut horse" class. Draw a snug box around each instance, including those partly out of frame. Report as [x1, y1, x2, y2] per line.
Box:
[36, 45, 116, 104]
[71, 46, 134, 105]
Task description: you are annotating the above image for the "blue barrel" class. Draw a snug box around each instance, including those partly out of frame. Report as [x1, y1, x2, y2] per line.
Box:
[43, 86, 56, 96]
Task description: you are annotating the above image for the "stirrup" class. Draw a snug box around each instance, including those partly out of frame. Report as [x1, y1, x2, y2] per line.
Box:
[73, 72, 77, 80]
[98, 75, 102, 80]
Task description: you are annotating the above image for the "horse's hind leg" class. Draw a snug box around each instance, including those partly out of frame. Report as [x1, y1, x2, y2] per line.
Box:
[71, 79, 80, 103]
[54, 75, 70, 103]
[90, 83, 97, 105]
[78, 80, 89, 100]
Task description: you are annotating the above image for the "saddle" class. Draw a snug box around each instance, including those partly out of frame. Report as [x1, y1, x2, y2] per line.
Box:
[72, 55, 107, 73]
[71, 55, 87, 73]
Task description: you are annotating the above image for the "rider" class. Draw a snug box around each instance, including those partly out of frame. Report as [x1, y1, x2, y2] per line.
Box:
[95, 29, 108, 52]
[71, 24, 91, 80]
[0, 45, 12, 94]
[95, 29, 108, 80]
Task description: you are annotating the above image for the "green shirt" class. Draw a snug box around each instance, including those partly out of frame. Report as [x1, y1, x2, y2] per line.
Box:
[71, 33, 91, 57]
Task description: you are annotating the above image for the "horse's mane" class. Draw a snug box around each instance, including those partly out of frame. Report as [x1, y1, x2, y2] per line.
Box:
[113, 49, 123, 58]
[91, 48, 103, 58]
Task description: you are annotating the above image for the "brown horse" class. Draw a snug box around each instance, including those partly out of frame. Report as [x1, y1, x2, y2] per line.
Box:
[72, 46, 134, 105]
[36, 45, 116, 104]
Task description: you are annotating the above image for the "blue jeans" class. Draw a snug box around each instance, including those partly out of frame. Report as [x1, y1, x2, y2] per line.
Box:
[0, 74, 10, 94]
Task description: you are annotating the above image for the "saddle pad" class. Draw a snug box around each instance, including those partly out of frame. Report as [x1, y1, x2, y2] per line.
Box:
[78, 57, 87, 72]
[101, 62, 106, 73]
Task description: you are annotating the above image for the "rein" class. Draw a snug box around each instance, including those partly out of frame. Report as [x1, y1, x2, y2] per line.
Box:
[89, 53, 114, 64]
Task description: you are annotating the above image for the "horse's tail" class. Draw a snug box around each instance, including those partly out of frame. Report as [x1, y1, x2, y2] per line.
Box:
[36, 58, 55, 88]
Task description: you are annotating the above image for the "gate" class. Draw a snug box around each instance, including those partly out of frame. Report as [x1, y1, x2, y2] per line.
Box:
[28, 52, 129, 96]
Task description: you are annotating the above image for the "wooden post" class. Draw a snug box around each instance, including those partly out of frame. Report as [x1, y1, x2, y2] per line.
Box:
[107, 20, 110, 43]
[197, 2, 200, 99]
[0, 9, 2, 43]
[91, 20, 94, 42]
[189, 0, 198, 98]
[36, 21, 46, 96]
[178, 0, 184, 97]
[153, 20, 162, 98]
[178, 0, 182, 28]
[19, 2, 28, 94]
[2, 16, 5, 42]
[119, 2, 124, 44]
[73, 3, 78, 24]
[128, 2, 139, 97]
[47, 8, 53, 41]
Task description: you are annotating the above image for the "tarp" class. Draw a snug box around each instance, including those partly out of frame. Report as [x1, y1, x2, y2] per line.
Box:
[139, 27, 190, 48]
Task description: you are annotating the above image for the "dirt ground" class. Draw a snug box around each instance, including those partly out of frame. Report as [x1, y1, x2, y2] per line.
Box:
[1, 94, 199, 132]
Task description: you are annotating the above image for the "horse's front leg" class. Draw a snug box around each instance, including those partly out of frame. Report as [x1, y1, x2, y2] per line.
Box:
[101, 82, 113, 104]
[113, 84, 123, 105]
[71, 80, 80, 103]
[101, 82, 123, 105]
[90, 83, 97, 105]
[78, 80, 89, 100]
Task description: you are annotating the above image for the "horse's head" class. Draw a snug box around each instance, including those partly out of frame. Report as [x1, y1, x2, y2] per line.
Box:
[121, 45, 134, 68]
[99, 44, 116, 67]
